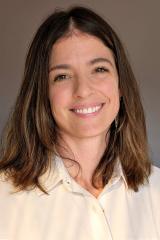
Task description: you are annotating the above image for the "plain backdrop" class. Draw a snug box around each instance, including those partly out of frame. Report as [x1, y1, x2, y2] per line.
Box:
[0, 0, 159, 167]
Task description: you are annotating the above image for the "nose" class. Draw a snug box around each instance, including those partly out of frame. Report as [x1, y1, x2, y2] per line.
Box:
[73, 76, 95, 99]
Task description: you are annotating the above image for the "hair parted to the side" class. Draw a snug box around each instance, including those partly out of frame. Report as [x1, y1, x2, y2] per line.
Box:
[0, 5, 151, 193]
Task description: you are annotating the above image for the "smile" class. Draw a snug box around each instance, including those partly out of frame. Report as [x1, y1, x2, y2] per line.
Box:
[71, 103, 104, 115]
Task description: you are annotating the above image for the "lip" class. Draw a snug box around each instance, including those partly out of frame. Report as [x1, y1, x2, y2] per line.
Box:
[70, 103, 105, 118]
[70, 102, 105, 110]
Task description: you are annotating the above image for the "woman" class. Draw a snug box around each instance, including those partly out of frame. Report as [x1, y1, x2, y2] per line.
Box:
[0, 5, 159, 240]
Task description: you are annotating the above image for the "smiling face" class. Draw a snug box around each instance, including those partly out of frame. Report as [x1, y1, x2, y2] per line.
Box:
[49, 31, 120, 140]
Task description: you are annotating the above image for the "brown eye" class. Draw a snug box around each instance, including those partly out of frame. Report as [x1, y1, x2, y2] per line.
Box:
[95, 67, 109, 73]
[54, 74, 69, 82]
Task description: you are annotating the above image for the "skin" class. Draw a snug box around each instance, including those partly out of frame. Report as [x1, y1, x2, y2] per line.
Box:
[48, 30, 120, 196]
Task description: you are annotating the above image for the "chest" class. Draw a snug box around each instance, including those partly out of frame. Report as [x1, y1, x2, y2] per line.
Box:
[0, 186, 159, 240]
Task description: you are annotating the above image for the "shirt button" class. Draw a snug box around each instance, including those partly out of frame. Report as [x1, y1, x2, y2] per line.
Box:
[92, 205, 105, 213]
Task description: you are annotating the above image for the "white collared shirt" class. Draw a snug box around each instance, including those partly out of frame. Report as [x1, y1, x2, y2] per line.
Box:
[0, 156, 160, 240]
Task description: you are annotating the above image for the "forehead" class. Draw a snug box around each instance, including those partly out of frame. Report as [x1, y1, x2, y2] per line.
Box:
[50, 31, 115, 64]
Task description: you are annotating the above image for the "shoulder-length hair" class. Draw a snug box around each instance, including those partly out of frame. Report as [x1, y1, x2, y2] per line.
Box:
[0, 6, 151, 193]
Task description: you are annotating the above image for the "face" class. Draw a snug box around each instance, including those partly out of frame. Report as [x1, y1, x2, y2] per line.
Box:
[49, 31, 120, 140]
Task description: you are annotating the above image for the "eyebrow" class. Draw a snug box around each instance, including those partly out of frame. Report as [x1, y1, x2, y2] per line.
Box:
[49, 57, 114, 72]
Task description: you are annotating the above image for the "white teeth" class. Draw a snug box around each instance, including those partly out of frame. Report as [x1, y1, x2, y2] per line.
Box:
[88, 107, 92, 113]
[74, 105, 102, 114]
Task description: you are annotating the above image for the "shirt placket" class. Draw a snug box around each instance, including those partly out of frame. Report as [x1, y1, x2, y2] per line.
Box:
[85, 195, 113, 240]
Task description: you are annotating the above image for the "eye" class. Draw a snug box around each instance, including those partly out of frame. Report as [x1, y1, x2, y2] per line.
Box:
[54, 74, 70, 82]
[94, 67, 109, 73]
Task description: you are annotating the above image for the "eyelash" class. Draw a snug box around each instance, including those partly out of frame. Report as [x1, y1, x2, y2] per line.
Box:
[54, 74, 69, 82]
[53, 67, 109, 82]
[94, 67, 109, 73]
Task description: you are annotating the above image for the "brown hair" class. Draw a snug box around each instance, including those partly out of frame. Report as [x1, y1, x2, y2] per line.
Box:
[0, 6, 151, 193]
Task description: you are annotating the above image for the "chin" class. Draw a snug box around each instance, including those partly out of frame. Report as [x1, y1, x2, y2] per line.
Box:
[69, 127, 109, 139]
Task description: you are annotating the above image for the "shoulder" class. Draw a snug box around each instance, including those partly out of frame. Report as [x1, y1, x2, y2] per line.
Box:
[147, 165, 160, 195]
[149, 165, 160, 184]
[0, 174, 26, 198]
[0, 174, 16, 196]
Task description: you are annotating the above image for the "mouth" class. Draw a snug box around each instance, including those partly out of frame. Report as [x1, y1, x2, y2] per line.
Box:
[70, 103, 105, 116]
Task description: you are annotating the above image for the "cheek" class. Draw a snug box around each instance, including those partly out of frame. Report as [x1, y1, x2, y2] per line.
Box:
[100, 79, 120, 99]
[49, 86, 71, 112]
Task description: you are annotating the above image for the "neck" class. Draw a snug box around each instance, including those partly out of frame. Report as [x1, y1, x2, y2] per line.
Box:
[57, 131, 110, 185]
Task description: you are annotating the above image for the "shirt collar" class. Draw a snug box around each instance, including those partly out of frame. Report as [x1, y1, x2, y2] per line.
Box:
[36, 156, 63, 195]
[37, 155, 128, 195]
[109, 158, 128, 189]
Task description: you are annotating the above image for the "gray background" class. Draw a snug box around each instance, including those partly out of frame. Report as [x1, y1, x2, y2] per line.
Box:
[0, 0, 159, 167]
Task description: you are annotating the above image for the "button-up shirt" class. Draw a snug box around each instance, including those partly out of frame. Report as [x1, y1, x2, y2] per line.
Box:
[0, 156, 160, 240]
